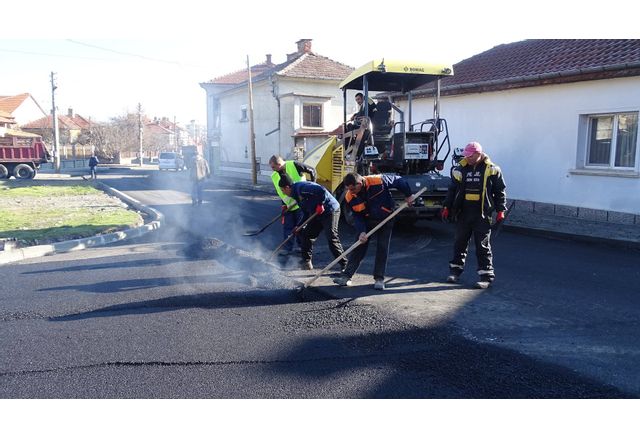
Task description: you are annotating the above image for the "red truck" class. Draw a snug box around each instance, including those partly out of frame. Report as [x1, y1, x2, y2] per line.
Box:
[0, 129, 52, 179]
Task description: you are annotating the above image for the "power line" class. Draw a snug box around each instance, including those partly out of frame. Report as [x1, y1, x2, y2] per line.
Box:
[0, 47, 111, 62]
[66, 39, 207, 68]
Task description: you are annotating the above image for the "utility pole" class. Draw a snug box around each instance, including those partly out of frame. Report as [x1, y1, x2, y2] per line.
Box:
[138, 103, 143, 167]
[50, 72, 61, 172]
[247, 55, 257, 185]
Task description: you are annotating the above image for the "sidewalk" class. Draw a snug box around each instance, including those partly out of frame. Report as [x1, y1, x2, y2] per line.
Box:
[208, 170, 640, 249]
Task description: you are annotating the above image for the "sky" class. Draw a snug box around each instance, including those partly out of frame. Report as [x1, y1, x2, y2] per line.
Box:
[1, 0, 638, 127]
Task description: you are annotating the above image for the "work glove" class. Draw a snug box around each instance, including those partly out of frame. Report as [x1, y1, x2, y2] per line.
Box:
[496, 211, 506, 222]
[440, 207, 449, 221]
[315, 204, 325, 215]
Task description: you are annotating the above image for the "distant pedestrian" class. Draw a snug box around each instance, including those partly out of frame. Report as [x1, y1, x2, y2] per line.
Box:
[190, 153, 210, 205]
[88, 154, 99, 180]
[441, 141, 507, 289]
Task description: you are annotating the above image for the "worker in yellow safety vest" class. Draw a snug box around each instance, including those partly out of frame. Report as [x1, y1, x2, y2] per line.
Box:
[268, 155, 317, 256]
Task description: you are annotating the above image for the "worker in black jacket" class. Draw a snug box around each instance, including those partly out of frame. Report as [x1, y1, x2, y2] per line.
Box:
[442, 142, 507, 289]
[334, 172, 413, 291]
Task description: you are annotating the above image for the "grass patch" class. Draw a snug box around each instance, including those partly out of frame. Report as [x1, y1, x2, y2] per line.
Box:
[0, 182, 100, 197]
[0, 181, 143, 246]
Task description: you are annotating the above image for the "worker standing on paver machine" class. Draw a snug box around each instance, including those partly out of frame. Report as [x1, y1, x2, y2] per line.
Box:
[278, 174, 346, 271]
[441, 141, 507, 289]
[333, 172, 414, 291]
[269, 155, 317, 256]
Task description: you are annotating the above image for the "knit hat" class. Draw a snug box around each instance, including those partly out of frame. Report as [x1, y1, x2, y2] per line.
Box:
[463, 142, 483, 157]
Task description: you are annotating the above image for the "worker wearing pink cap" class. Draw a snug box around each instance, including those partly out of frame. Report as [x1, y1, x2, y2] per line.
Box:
[441, 141, 507, 289]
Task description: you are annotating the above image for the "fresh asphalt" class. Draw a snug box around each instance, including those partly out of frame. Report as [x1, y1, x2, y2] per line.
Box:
[0, 167, 637, 397]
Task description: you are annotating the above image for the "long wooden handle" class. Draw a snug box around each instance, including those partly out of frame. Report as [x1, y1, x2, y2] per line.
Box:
[267, 210, 319, 261]
[303, 187, 427, 289]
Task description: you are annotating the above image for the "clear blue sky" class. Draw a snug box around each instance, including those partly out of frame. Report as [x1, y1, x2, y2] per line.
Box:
[0, 0, 636, 126]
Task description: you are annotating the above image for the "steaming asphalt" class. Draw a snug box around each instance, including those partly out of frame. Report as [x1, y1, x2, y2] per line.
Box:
[1, 167, 638, 397]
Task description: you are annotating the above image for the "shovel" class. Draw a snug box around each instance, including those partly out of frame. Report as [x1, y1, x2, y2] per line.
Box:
[298, 187, 427, 291]
[243, 202, 299, 237]
[267, 211, 319, 261]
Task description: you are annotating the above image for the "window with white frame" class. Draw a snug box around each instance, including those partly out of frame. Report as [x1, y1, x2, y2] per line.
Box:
[586, 112, 638, 169]
[302, 103, 323, 128]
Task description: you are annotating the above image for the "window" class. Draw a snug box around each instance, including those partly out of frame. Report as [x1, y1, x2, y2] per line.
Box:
[303, 104, 322, 128]
[240, 105, 248, 122]
[586, 112, 638, 169]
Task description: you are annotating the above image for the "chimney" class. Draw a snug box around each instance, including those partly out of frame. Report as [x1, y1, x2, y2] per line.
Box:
[296, 39, 312, 54]
[68, 108, 74, 118]
[266, 54, 272, 65]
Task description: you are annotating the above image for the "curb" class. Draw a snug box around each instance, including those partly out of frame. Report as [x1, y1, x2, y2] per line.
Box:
[0, 182, 164, 265]
[502, 224, 640, 250]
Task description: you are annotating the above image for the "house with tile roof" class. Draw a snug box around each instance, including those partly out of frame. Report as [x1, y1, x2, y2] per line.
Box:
[22, 108, 94, 150]
[0, 93, 47, 126]
[200, 39, 354, 176]
[402, 39, 640, 218]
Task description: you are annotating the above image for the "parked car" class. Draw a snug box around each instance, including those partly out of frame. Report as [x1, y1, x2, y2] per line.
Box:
[158, 151, 184, 171]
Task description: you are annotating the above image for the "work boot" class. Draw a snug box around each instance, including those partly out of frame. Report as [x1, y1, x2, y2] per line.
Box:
[333, 275, 352, 287]
[474, 279, 493, 289]
[374, 279, 385, 290]
[446, 274, 459, 283]
[299, 260, 313, 270]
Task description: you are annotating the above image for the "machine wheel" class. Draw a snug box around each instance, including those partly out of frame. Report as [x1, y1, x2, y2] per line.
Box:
[13, 164, 35, 179]
[0, 164, 8, 179]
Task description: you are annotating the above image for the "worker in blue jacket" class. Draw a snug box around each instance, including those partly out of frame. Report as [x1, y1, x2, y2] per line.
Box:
[278, 174, 346, 271]
[334, 172, 413, 290]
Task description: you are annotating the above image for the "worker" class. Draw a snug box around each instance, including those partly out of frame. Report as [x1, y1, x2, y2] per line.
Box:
[333, 172, 413, 290]
[346, 92, 377, 132]
[268, 155, 317, 256]
[278, 174, 346, 271]
[441, 141, 507, 289]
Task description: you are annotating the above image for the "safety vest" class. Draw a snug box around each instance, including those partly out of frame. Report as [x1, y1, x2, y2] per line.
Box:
[271, 161, 305, 211]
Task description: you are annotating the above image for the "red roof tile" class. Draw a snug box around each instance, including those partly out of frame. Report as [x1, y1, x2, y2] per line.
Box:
[0, 93, 30, 113]
[278, 53, 354, 81]
[205, 45, 353, 89]
[414, 39, 640, 96]
[21, 115, 83, 130]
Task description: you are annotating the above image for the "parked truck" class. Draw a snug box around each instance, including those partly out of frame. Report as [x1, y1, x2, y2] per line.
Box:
[0, 129, 52, 179]
[303, 59, 456, 224]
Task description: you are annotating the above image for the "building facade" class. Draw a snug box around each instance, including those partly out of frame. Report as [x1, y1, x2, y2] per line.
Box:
[403, 39, 640, 216]
[200, 39, 354, 177]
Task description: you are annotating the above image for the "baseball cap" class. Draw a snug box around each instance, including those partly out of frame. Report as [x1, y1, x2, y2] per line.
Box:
[463, 142, 483, 157]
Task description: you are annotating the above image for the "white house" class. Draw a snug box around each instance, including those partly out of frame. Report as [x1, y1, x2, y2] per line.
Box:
[398, 39, 640, 218]
[200, 39, 354, 177]
[0, 93, 48, 126]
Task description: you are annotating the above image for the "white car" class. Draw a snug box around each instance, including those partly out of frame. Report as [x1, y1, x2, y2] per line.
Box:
[158, 152, 184, 171]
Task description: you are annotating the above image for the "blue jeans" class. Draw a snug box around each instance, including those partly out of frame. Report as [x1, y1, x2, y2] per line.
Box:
[283, 208, 304, 251]
[192, 180, 205, 204]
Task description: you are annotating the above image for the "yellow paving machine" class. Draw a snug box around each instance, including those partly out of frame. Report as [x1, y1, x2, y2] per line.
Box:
[304, 59, 456, 223]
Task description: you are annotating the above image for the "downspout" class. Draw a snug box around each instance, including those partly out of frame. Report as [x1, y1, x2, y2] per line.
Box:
[265, 74, 281, 155]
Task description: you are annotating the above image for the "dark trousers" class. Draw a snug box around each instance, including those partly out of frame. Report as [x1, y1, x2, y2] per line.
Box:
[300, 210, 346, 266]
[344, 218, 394, 281]
[449, 213, 494, 281]
[282, 208, 304, 251]
[192, 179, 205, 204]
